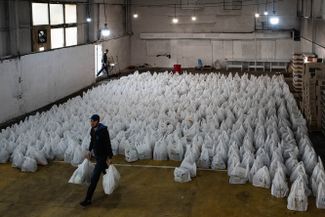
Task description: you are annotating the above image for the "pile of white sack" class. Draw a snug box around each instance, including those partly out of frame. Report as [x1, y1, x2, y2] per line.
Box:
[0, 71, 324, 211]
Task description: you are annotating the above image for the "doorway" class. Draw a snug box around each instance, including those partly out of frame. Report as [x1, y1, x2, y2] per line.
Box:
[94, 44, 102, 77]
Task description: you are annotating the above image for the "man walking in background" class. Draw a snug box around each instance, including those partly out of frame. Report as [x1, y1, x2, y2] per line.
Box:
[80, 114, 113, 207]
[97, 49, 109, 77]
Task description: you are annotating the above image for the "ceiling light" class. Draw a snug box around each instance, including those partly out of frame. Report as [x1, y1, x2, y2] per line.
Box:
[86, 17, 91, 22]
[264, 11, 268, 16]
[191, 16, 197, 21]
[255, 13, 260, 18]
[172, 18, 179, 24]
[270, 16, 279, 25]
[133, 13, 139, 18]
[101, 23, 111, 37]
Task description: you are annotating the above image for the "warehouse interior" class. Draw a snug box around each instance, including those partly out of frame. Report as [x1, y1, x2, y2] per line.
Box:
[1, 0, 325, 216]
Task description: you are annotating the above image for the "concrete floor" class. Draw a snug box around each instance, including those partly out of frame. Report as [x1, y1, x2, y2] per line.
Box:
[0, 156, 324, 217]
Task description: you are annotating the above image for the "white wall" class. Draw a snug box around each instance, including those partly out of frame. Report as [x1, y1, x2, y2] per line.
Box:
[132, 33, 295, 68]
[0, 44, 95, 124]
[130, 0, 299, 67]
[300, 0, 325, 58]
[0, 35, 130, 124]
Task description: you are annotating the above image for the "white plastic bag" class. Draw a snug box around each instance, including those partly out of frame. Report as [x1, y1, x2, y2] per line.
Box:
[53, 140, 67, 160]
[64, 144, 75, 163]
[71, 146, 85, 167]
[271, 166, 289, 198]
[174, 167, 191, 183]
[125, 144, 138, 162]
[21, 157, 38, 172]
[316, 181, 325, 209]
[68, 159, 94, 185]
[168, 140, 184, 161]
[103, 165, 120, 195]
[229, 164, 249, 185]
[180, 153, 197, 177]
[0, 147, 10, 163]
[26, 147, 48, 166]
[287, 176, 308, 212]
[249, 156, 264, 183]
[211, 153, 226, 170]
[153, 140, 168, 161]
[312, 170, 325, 196]
[198, 148, 210, 169]
[11, 150, 24, 168]
[253, 166, 271, 189]
[136, 141, 152, 160]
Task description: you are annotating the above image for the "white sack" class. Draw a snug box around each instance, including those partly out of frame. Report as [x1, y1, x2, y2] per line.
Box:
[68, 159, 94, 185]
[287, 176, 308, 212]
[174, 167, 191, 183]
[21, 157, 38, 172]
[103, 165, 120, 195]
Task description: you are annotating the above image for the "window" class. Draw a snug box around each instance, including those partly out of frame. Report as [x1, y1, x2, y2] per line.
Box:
[32, 3, 49, 25]
[32, 2, 77, 51]
[51, 28, 64, 49]
[65, 4, 77, 24]
[65, 27, 77, 46]
[50, 4, 64, 25]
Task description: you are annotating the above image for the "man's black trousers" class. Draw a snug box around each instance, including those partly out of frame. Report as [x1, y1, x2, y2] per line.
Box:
[85, 157, 108, 201]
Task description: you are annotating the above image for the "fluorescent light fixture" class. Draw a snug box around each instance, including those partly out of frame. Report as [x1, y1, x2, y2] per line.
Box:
[86, 17, 91, 22]
[110, 63, 116, 66]
[133, 13, 139, 18]
[270, 16, 279, 25]
[172, 17, 179, 24]
[264, 11, 268, 16]
[39, 47, 45, 51]
[191, 16, 197, 21]
[255, 13, 260, 18]
[101, 23, 111, 37]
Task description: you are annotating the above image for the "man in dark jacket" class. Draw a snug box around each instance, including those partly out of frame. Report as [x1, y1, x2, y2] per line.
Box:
[80, 114, 113, 207]
[96, 49, 109, 77]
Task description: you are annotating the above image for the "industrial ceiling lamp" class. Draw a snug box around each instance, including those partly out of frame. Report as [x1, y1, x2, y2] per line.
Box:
[101, 0, 111, 37]
[172, 4, 178, 24]
[191, 1, 197, 22]
[269, 0, 279, 25]
[86, 0, 92, 22]
[270, 16, 279, 25]
[254, 0, 260, 18]
[263, 0, 268, 16]
[133, 6, 139, 18]
[101, 23, 111, 37]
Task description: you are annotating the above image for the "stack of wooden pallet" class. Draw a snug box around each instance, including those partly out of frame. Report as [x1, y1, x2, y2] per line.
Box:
[291, 53, 304, 94]
[302, 63, 325, 130]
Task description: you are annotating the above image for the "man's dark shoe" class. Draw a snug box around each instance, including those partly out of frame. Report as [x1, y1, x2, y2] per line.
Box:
[80, 200, 91, 207]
